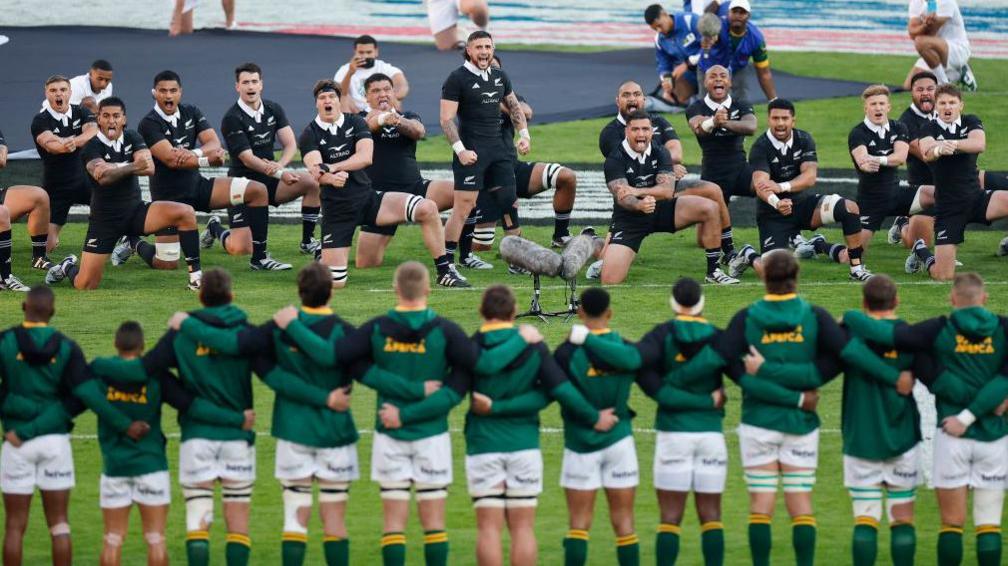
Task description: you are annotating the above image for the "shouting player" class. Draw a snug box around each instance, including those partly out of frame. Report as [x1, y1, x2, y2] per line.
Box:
[890, 71, 939, 259]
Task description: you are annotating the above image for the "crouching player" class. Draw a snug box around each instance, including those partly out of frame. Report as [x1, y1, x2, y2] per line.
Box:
[83, 321, 253, 566]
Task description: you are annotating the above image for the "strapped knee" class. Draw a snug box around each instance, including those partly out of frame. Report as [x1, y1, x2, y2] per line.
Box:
[154, 241, 181, 262]
[782, 471, 816, 493]
[849, 487, 883, 523]
[404, 195, 426, 223]
[505, 488, 539, 509]
[973, 488, 1004, 527]
[817, 194, 842, 225]
[909, 187, 926, 214]
[230, 177, 251, 206]
[281, 480, 313, 535]
[379, 481, 412, 501]
[144, 532, 165, 548]
[103, 532, 123, 548]
[541, 163, 564, 190]
[886, 487, 916, 523]
[49, 522, 70, 537]
[318, 480, 350, 503]
[744, 470, 779, 493]
[471, 486, 505, 509]
[414, 482, 448, 501]
[221, 481, 254, 504]
[501, 206, 520, 231]
[183, 486, 215, 532]
[329, 265, 348, 285]
[473, 226, 495, 247]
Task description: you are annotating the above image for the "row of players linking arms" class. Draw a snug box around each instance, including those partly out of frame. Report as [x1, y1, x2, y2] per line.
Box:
[3, 254, 1008, 566]
[4, 32, 1008, 294]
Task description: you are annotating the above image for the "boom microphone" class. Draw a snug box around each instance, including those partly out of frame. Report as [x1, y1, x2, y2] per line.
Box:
[560, 235, 602, 281]
[500, 235, 563, 278]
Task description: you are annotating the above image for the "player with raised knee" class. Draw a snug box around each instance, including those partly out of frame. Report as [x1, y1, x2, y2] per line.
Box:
[710, 251, 910, 566]
[124, 270, 258, 566]
[300, 80, 465, 289]
[355, 73, 455, 269]
[202, 62, 319, 267]
[0, 127, 51, 291]
[597, 110, 736, 285]
[729, 98, 865, 281]
[138, 70, 277, 273]
[44, 97, 204, 291]
[81, 321, 252, 566]
[844, 272, 1008, 566]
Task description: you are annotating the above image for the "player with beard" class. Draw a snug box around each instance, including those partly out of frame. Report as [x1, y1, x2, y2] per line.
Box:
[910, 85, 1008, 281]
[355, 73, 456, 269]
[440, 31, 529, 275]
[729, 99, 866, 282]
[138, 70, 279, 272]
[599, 110, 736, 285]
[32, 75, 99, 256]
[644, 5, 702, 106]
[204, 62, 320, 266]
[300, 80, 466, 288]
[43, 97, 204, 291]
[0, 127, 50, 291]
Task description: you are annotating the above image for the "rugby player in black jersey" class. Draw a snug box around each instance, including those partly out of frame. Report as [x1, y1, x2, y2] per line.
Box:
[439, 31, 529, 272]
[355, 73, 456, 269]
[202, 62, 319, 266]
[138, 70, 278, 272]
[910, 85, 1008, 281]
[31, 74, 99, 257]
[44, 97, 204, 291]
[599, 110, 737, 285]
[0, 128, 50, 291]
[299, 80, 466, 288]
[888, 71, 939, 254]
[727, 99, 866, 281]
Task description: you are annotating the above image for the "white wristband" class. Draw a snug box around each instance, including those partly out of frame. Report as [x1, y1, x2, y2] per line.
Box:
[197, 156, 210, 168]
[767, 194, 781, 209]
[878, 155, 888, 166]
[701, 118, 715, 133]
[797, 393, 805, 408]
[932, 145, 943, 158]
[272, 168, 285, 179]
[955, 409, 977, 427]
[518, 128, 530, 140]
[377, 112, 391, 126]
[779, 182, 792, 192]
[192, 148, 204, 158]
[452, 141, 466, 155]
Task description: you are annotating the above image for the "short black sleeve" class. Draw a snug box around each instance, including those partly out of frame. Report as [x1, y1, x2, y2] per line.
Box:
[79, 138, 104, 166]
[441, 72, 462, 103]
[221, 112, 251, 155]
[138, 115, 169, 147]
[892, 120, 910, 144]
[684, 101, 705, 120]
[962, 114, 984, 132]
[126, 130, 148, 152]
[748, 136, 771, 173]
[191, 106, 211, 135]
[499, 70, 514, 98]
[798, 131, 818, 163]
[270, 101, 291, 130]
[298, 124, 320, 156]
[848, 126, 868, 151]
[655, 145, 674, 173]
[30, 113, 50, 139]
[402, 111, 422, 123]
[79, 105, 96, 125]
[603, 152, 626, 184]
[347, 113, 372, 143]
[735, 99, 754, 117]
[653, 115, 680, 142]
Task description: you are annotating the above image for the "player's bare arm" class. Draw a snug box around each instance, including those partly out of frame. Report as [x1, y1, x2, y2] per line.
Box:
[72, 121, 99, 147]
[35, 130, 76, 154]
[302, 149, 346, 188]
[330, 138, 373, 173]
[0, 143, 7, 168]
[955, 128, 986, 154]
[392, 72, 410, 103]
[689, 115, 713, 136]
[275, 126, 299, 167]
[664, 139, 684, 165]
[85, 157, 138, 186]
[636, 173, 677, 201]
[850, 145, 881, 172]
[721, 112, 757, 135]
[756, 66, 777, 100]
[504, 92, 531, 155]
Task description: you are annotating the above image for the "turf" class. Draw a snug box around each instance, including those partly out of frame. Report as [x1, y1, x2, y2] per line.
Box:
[2, 223, 1008, 565]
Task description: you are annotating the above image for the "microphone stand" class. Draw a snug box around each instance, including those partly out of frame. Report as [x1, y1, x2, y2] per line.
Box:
[516, 274, 580, 323]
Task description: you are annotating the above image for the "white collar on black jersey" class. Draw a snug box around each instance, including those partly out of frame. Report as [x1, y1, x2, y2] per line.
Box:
[704, 94, 731, 111]
[45, 105, 72, 127]
[936, 116, 962, 133]
[616, 113, 627, 125]
[909, 103, 935, 120]
[154, 104, 181, 128]
[463, 60, 491, 81]
[237, 98, 264, 123]
[96, 130, 124, 152]
[621, 138, 652, 164]
[314, 112, 345, 134]
[765, 130, 793, 153]
[862, 117, 889, 138]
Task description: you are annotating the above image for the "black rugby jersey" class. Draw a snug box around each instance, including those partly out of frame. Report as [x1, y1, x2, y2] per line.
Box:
[898, 105, 935, 187]
[603, 140, 674, 220]
[441, 63, 514, 147]
[221, 99, 290, 179]
[30, 104, 96, 187]
[363, 110, 422, 188]
[923, 115, 984, 206]
[79, 130, 146, 215]
[137, 104, 212, 201]
[749, 128, 818, 217]
[847, 118, 910, 210]
[298, 113, 373, 206]
[598, 113, 679, 159]
[685, 95, 753, 177]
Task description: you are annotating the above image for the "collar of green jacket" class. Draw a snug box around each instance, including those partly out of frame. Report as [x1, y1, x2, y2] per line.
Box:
[949, 306, 1000, 340]
[672, 316, 715, 344]
[91, 356, 148, 382]
[190, 305, 248, 328]
[749, 294, 809, 332]
[387, 307, 435, 329]
[12, 325, 60, 365]
[478, 324, 516, 346]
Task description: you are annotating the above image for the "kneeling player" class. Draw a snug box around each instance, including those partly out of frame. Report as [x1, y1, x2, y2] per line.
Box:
[45, 97, 203, 290]
[0, 127, 53, 288]
[728, 99, 867, 281]
[599, 110, 736, 285]
[300, 80, 465, 288]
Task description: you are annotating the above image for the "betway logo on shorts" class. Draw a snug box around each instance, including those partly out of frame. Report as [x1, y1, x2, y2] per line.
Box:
[419, 465, 448, 476]
[224, 462, 253, 473]
[511, 474, 538, 484]
[43, 469, 73, 479]
[610, 469, 638, 479]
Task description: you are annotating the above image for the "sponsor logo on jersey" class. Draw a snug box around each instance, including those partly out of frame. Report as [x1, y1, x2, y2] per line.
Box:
[253, 132, 271, 140]
[586, 364, 613, 377]
[333, 144, 347, 151]
[248, 126, 255, 132]
[472, 83, 481, 89]
[761, 325, 804, 344]
[383, 337, 427, 354]
[954, 334, 995, 355]
[107, 385, 148, 404]
[195, 343, 217, 356]
[635, 173, 654, 182]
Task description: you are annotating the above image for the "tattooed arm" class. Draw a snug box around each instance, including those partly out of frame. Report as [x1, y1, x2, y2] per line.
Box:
[504, 92, 531, 155]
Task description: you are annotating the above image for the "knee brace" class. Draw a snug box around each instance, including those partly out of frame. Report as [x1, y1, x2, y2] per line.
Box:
[782, 471, 816, 493]
[817, 194, 843, 225]
[473, 226, 495, 247]
[404, 195, 426, 223]
[541, 163, 564, 190]
[221, 481, 254, 504]
[502, 206, 520, 231]
[49, 522, 70, 537]
[183, 486, 215, 532]
[318, 480, 350, 504]
[154, 241, 181, 262]
[329, 265, 348, 285]
[414, 482, 448, 501]
[909, 187, 926, 215]
[229, 177, 250, 206]
[744, 470, 779, 494]
[849, 487, 883, 522]
[379, 481, 412, 501]
[973, 488, 1005, 527]
[281, 481, 313, 535]
[505, 488, 539, 509]
[885, 487, 916, 523]
[144, 532, 165, 548]
[471, 486, 506, 509]
[103, 532, 123, 548]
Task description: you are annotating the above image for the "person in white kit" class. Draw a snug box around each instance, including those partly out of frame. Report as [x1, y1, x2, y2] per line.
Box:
[427, 0, 490, 51]
[41, 60, 113, 116]
[334, 35, 410, 114]
[905, 0, 977, 91]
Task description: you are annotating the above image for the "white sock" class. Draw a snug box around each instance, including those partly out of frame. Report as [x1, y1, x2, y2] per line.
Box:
[930, 64, 949, 84]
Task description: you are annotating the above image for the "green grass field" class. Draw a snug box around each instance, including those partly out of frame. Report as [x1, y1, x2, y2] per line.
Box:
[1, 50, 1008, 565]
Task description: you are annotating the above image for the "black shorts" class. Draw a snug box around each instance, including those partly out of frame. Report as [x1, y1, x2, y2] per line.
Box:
[757, 194, 822, 253]
[237, 172, 282, 207]
[46, 178, 92, 226]
[515, 161, 535, 198]
[83, 201, 149, 255]
[703, 164, 753, 200]
[607, 198, 679, 254]
[320, 192, 385, 249]
[360, 180, 432, 236]
[0, 187, 6, 204]
[151, 176, 215, 213]
[934, 191, 992, 246]
[453, 151, 515, 192]
[858, 187, 919, 232]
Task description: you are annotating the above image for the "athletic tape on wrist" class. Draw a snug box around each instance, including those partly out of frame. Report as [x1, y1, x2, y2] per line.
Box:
[452, 141, 466, 155]
[701, 118, 715, 133]
[272, 168, 285, 180]
[197, 157, 210, 168]
[193, 148, 204, 158]
[767, 194, 781, 208]
[779, 182, 792, 192]
[878, 156, 888, 167]
[519, 128, 530, 140]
